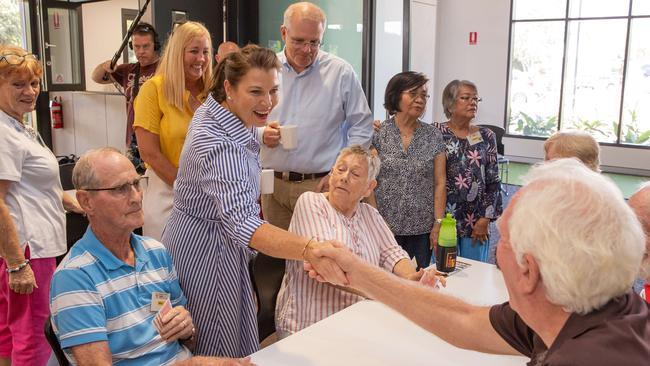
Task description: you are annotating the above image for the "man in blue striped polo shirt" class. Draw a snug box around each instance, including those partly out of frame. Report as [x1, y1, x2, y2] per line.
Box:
[49, 148, 252, 365]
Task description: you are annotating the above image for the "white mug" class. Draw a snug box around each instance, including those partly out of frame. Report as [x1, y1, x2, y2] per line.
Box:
[280, 125, 298, 150]
[260, 169, 274, 194]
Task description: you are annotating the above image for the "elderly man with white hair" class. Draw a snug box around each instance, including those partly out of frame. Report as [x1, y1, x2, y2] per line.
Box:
[629, 182, 650, 300]
[49, 148, 252, 365]
[307, 158, 650, 365]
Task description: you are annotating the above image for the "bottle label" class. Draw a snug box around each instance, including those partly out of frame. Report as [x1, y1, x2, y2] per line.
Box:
[445, 252, 456, 269]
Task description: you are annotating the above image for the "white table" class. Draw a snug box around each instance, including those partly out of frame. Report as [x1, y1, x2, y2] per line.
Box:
[251, 258, 528, 365]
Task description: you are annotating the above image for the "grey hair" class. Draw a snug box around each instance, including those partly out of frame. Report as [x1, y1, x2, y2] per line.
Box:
[72, 147, 123, 190]
[544, 130, 601, 172]
[442, 79, 477, 119]
[337, 145, 380, 181]
[501, 158, 645, 314]
[283, 2, 327, 29]
[629, 181, 650, 281]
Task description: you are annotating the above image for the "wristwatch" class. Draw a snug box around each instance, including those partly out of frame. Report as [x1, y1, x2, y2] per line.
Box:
[434, 218, 443, 225]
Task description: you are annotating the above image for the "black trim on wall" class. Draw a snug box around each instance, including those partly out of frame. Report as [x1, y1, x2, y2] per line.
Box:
[402, 0, 410, 71]
[36, 92, 53, 149]
[226, 0, 258, 45]
[362, 0, 374, 101]
[151, 0, 224, 51]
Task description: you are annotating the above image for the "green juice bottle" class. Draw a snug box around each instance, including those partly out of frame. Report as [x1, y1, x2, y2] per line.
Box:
[436, 213, 458, 273]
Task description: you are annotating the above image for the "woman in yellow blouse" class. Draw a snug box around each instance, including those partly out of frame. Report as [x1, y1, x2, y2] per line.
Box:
[134, 21, 213, 240]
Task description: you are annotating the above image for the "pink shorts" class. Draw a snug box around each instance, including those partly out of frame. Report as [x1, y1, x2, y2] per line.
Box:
[0, 246, 56, 366]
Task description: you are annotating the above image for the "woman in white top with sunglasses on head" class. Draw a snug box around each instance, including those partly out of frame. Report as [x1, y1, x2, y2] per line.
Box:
[0, 44, 81, 366]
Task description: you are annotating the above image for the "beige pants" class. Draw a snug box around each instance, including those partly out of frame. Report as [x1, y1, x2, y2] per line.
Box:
[142, 169, 174, 241]
[261, 177, 320, 230]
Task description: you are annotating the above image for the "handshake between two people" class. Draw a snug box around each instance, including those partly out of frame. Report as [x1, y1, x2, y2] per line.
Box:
[302, 241, 446, 291]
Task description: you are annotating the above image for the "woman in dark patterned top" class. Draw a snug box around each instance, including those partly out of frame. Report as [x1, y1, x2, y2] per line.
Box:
[434, 80, 502, 262]
[372, 72, 447, 269]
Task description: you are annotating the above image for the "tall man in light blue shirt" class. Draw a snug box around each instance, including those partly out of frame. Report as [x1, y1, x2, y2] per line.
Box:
[260, 1, 373, 229]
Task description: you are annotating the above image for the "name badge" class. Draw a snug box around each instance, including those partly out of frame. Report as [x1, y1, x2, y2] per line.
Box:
[151, 292, 170, 312]
[468, 131, 484, 146]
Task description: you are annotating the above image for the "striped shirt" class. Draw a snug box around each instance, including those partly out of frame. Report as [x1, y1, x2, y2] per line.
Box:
[275, 191, 409, 333]
[49, 227, 191, 365]
[161, 95, 263, 357]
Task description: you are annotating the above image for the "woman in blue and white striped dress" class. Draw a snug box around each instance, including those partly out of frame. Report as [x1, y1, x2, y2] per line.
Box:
[162, 45, 348, 358]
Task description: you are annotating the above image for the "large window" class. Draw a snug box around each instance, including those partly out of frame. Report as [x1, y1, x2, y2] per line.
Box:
[507, 0, 650, 146]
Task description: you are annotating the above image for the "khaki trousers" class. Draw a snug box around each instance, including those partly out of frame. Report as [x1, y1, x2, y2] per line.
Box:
[261, 177, 320, 230]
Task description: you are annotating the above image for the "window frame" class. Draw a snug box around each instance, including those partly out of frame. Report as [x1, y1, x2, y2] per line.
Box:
[504, 0, 650, 150]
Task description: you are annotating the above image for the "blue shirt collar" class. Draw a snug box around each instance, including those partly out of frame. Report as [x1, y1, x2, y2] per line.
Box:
[204, 94, 257, 148]
[78, 226, 149, 271]
[279, 48, 322, 76]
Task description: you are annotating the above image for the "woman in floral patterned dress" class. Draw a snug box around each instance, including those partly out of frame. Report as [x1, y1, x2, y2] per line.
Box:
[434, 80, 502, 262]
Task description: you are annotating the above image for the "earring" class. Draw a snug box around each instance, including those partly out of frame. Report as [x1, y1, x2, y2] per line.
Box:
[227, 96, 232, 100]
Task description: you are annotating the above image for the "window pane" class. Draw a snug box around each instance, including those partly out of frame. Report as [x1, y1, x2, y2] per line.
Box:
[621, 18, 650, 146]
[562, 19, 627, 143]
[508, 21, 564, 137]
[513, 0, 567, 20]
[0, 0, 31, 49]
[48, 7, 82, 85]
[569, 0, 629, 18]
[258, 0, 364, 77]
[632, 0, 650, 15]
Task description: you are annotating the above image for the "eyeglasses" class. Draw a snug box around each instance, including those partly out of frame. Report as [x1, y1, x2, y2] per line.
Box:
[457, 96, 482, 103]
[288, 38, 322, 50]
[82, 176, 148, 197]
[0, 53, 38, 65]
[404, 91, 430, 100]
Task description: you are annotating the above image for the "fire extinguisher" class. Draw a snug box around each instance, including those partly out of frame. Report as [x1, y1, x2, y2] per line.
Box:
[50, 96, 63, 129]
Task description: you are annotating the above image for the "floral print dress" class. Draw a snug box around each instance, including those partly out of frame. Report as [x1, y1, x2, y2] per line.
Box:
[434, 122, 503, 238]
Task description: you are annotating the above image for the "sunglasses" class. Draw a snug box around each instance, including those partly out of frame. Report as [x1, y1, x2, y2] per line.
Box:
[0, 53, 38, 65]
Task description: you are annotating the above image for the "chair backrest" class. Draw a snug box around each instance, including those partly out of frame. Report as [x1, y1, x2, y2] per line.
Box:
[249, 253, 286, 342]
[479, 124, 506, 155]
[44, 317, 70, 366]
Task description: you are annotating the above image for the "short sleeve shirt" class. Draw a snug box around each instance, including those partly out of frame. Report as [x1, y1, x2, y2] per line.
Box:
[50, 228, 191, 364]
[372, 118, 446, 235]
[132, 75, 197, 168]
[0, 110, 66, 258]
[111, 61, 158, 144]
[489, 292, 650, 366]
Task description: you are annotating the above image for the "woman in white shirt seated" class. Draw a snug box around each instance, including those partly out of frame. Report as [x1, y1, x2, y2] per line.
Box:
[275, 145, 441, 338]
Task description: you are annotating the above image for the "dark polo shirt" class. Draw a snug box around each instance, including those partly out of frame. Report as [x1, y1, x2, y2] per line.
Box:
[489, 291, 650, 366]
[111, 61, 158, 145]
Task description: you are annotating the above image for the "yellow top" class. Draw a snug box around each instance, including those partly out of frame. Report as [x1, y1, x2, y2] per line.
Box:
[133, 75, 201, 168]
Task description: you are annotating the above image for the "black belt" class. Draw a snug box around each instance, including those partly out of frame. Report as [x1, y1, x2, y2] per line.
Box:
[274, 171, 329, 182]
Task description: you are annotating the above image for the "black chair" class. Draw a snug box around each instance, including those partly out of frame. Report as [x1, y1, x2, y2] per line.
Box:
[44, 317, 70, 366]
[479, 124, 510, 195]
[57, 155, 77, 191]
[58, 212, 89, 265]
[249, 252, 286, 342]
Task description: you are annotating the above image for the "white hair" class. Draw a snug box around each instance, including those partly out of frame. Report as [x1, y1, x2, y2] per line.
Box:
[283, 2, 327, 29]
[337, 145, 380, 181]
[503, 158, 645, 314]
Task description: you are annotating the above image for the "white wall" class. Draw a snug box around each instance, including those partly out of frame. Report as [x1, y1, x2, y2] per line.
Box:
[82, 0, 140, 92]
[51, 92, 127, 156]
[49, 0, 143, 156]
[433, 0, 510, 125]
[430, 0, 650, 174]
[373, 0, 404, 122]
[410, 0, 437, 124]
